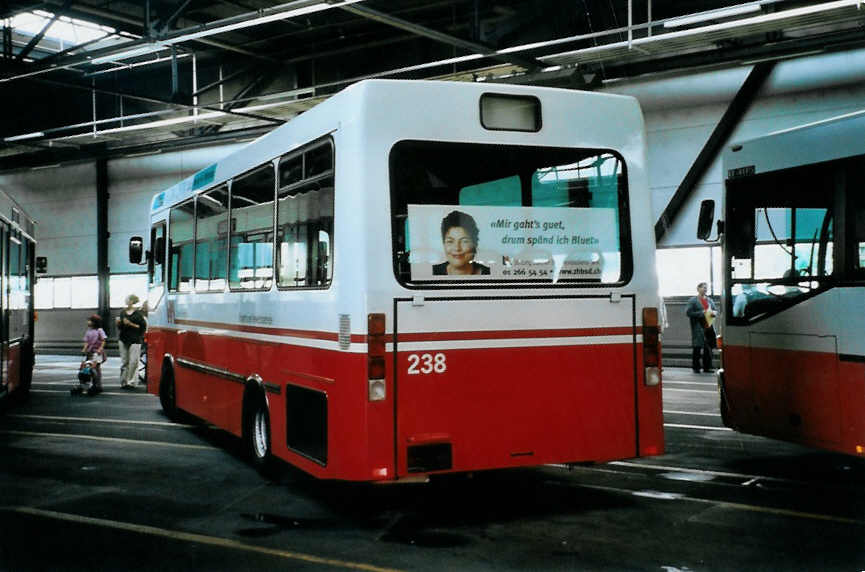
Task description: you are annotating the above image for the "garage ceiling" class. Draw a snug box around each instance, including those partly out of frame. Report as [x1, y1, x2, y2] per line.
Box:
[2, 0, 864, 169]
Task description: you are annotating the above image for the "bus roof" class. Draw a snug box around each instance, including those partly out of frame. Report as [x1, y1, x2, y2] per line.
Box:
[723, 108, 865, 178]
[151, 79, 642, 213]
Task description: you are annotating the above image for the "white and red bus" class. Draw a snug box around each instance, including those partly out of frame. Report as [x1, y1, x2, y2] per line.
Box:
[0, 190, 36, 407]
[132, 79, 664, 481]
[700, 110, 865, 457]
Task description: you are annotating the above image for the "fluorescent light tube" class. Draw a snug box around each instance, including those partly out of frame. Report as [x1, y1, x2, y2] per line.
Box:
[5, 131, 45, 142]
[169, 0, 364, 44]
[86, 0, 364, 65]
[88, 43, 167, 65]
[663, 4, 762, 28]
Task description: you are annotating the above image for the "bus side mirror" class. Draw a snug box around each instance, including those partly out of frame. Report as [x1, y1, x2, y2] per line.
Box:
[697, 200, 716, 241]
[129, 236, 144, 264]
[154, 236, 165, 265]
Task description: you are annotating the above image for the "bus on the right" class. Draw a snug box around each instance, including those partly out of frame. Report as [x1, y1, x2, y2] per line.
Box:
[698, 109, 865, 457]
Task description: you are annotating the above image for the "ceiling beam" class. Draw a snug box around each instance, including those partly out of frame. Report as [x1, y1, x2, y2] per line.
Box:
[654, 61, 776, 243]
[340, 4, 543, 71]
[0, 74, 284, 142]
[19, 0, 282, 67]
[159, 0, 195, 34]
[0, 123, 273, 172]
[199, 64, 282, 135]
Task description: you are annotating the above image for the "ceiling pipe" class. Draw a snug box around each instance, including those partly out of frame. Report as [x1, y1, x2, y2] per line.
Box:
[58, 1, 278, 62]
[340, 3, 543, 71]
[2, 0, 359, 82]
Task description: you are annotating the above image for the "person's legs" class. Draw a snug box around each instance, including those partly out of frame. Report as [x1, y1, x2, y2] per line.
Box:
[88, 352, 102, 390]
[692, 347, 701, 373]
[701, 344, 713, 372]
[119, 341, 130, 387]
[124, 343, 141, 386]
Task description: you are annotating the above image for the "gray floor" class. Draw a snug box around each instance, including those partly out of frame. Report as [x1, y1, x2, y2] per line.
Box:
[1, 357, 863, 571]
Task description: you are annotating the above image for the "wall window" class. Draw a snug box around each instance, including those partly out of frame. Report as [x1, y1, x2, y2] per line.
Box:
[109, 274, 148, 308]
[34, 277, 53, 309]
[34, 275, 98, 309]
[168, 199, 195, 292]
[195, 186, 229, 292]
[35, 274, 147, 309]
[229, 166, 275, 290]
[277, 140, 334, 288]
[35, 274, 148, 309]
[656, 246, 720, 297]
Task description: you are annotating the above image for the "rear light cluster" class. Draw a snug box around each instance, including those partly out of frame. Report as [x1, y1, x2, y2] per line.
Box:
[642, 307, 662, 386]
[367, 313, 386, 401]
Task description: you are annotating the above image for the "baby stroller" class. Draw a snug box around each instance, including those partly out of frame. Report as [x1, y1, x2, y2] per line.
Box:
[71, 360, 98, 396]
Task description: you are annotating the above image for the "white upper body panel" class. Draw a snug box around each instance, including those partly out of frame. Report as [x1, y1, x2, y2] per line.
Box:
[147, 80, 659, 339]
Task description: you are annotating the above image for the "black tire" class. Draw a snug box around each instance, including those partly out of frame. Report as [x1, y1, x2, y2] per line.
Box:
[159, 361, 179, 420]
[718, 379, 732, 429]
[243, 392, 272, 473]
[719, 391, 731, 428]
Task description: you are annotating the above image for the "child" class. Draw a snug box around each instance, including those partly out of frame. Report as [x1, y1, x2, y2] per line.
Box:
[81, 314, 106, 395]
[71, 359, 96, 396]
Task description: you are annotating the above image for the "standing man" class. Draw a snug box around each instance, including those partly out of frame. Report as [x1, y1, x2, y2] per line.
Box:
[686, 282, 717, 374]
[116, 294, 147, 389]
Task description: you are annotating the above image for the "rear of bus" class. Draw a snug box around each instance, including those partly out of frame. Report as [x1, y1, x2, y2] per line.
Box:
[360, 81, 664, 479]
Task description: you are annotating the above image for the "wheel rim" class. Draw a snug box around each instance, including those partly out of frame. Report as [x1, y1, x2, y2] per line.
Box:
[252, 408, 269, 459]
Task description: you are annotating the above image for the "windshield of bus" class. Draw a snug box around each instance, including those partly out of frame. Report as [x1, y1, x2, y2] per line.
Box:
[390, 142, 631, 286]
[725, 166, 834, 322]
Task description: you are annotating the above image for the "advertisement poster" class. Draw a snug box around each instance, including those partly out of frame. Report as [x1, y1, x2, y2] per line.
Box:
[407, 204, 618, 282]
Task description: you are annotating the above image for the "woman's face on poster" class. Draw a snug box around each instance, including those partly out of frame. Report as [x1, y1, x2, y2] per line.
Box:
[443, 226, 476, 271]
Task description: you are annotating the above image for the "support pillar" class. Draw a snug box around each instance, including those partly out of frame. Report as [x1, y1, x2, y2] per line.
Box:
[96, 158, 111, 336]
[654, 61, 776, 243]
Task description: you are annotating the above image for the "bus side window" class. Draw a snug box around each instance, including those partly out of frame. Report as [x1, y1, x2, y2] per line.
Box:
[168, 200, 195, 292]
[277, 140, 334, 289]
[195, 186, 229, 292]
[229, 165, 275, 290]
[854, 192, 865, 274]
[149, 223, 165, 286]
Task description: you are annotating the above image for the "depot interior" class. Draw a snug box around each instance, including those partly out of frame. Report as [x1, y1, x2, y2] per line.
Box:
[1, 0, 863, 360]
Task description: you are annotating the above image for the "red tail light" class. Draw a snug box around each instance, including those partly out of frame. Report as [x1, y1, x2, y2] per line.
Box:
[367, 313, 386, 401]
[642, 307, 661, 386]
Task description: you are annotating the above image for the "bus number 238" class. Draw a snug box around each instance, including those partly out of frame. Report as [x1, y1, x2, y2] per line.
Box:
[407, 353, 447, 375]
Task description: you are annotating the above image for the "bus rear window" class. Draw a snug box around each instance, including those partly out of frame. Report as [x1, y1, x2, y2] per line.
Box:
[390, 141, 631, 286]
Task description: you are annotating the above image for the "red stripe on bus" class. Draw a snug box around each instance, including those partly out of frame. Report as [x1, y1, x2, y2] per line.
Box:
[174, 319, 341, 342]
[395, 326, 634, 343]
[166, 322, 633, 344]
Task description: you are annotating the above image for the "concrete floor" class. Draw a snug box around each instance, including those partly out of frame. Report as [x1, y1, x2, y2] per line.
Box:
[1, 357, 863, 571]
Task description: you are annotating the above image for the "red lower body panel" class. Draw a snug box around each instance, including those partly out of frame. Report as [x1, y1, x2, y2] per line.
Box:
[3, 342, 21, 393]
[724, 345, 865, 456]
[396, 343, 662, 476]
[147, 327, 663, 481]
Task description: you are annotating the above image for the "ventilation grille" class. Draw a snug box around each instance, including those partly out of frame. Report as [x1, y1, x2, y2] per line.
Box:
[338, 314, 350, 350]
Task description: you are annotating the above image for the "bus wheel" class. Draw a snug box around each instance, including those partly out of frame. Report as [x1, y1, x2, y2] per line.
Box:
[718, 383, 732, 428]
[244, 394, 272, 473]
[719, 393, 730, 427]
[159, 361, 179, 420]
